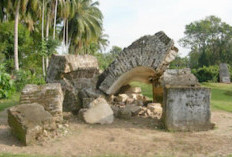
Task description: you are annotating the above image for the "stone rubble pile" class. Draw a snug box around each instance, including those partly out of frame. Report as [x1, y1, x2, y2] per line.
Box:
[8, 83, 67, 146]
[108, 86, 163, 119]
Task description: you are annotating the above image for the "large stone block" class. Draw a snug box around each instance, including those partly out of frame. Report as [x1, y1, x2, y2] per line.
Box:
[161, 68, 200, 87]
[83, 97, 114, 124]
[163, 87, 214, 131]
[46, 54, 100, 112]
[20, 83, 63, 122]
[8, 103, 56, 145]
[219, 63, 230, 83]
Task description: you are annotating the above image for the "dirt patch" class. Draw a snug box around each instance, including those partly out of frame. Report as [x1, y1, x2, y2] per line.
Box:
[0, 109, 232, 157]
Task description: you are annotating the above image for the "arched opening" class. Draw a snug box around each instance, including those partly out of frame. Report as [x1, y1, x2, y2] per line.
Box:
[107, 66, 156, 94]
[107, 66, 164, 121]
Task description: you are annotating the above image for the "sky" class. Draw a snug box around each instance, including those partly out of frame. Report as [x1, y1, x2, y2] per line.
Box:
[98, 0, 232, 57]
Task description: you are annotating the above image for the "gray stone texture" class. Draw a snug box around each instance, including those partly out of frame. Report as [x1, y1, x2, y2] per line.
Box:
[97, 31, 178, 95]
[161, 68, 200, 87]
[20, 83, 64, 122]
[8, 103, 56, 145]
[46, 54, 100, 112]
[219, 63, 230, 83]
[163, 87, 214, 131]
[82, 97, 114, 124]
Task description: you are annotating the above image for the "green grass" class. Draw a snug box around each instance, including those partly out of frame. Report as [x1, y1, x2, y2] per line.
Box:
[0, 93, 20, 111]
[201, 83, 232, 112]
[131, 82, 232, 112]
[130, 82, 153, 99]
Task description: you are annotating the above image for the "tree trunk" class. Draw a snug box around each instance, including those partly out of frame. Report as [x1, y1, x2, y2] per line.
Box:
[46, 15, 50, 69]
[53, 0, 58, 40]
[42, 0, 45, 77]
[63, 19, 66, 44]
[66, 19, 68, 46]
[42, 0, 45, 40]
[42, 56, 46, 77]
[66, 19, 69, 53]
[14, 0, 20, 71]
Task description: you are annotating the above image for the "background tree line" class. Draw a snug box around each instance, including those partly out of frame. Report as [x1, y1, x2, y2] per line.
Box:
[170, 15, 232, 82]
[0, 0, 112, 98]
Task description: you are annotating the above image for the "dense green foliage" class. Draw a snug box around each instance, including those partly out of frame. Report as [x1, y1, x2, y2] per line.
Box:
[0, 22, 33, 72]
[95, 46, 122, 70]
[169, 56, 189, 69]
[14, 70, 45, 92]
[179, 16, 232, 69]
[192, 65, 219, 82]
[0, 64, 15, 99]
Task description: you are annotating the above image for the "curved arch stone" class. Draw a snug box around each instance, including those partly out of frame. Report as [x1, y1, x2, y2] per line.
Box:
[97, 31, 178, 95]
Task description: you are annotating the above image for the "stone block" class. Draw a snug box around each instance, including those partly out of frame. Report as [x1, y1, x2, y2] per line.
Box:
[163, 87, 214, 131]
[83, 97, 114, 124]
[161, 68, 200, 87]
[147, 103, 162, 114]
[125, 105, 142, 116]
[46, 54, 100, 112]
[20, 84, 63, 122]
[219, 63, 230, 83]
[8, 103, 56, 145]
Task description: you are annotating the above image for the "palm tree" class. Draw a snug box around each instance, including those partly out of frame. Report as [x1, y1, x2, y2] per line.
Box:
[66, 0, 103, 54]
[53, 0, 58, 39]
[6, 0, 39, 71]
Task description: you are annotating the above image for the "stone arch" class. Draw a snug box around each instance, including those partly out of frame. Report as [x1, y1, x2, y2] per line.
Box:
[97, 31, 178, 95]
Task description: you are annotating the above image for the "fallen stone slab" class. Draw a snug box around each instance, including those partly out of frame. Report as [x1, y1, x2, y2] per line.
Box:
[83, 97, 114, 124]
[8, 103, 56, 146]
[20, 83, 63, 122]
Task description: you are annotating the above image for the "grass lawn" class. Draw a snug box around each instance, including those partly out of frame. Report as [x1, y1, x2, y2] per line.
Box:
[201, 83, 232, 112]
[131, 82, 232, 113]
[0, 93, 20, 112]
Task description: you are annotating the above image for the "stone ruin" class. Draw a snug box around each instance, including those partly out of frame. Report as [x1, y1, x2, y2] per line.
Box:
[219, 63, 231, 83]
[46, 55, 100, 113]
[8, 84, 64, 145]
[7, 31, 215, 145]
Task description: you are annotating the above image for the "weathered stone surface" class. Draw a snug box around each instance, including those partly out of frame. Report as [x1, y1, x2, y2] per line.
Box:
[83, 97, 114, 124]
[219, 63, 230, 83]
[20, 84, 63, 122]
[115, 94, 129, 103]
[118, 107, 132, 119]
[97, 31, 178, 95]
[119, 85, 142, 94]
[125, 105, 142, 116]
[160, 68, 200, 87]
[78, 88, 104, 108]
[8, 103, 56, 145]
[147, 103, 162, 114]
[163, 87, 214, 131]
[46, 54, 100, 112]
[111, 105, 120, 117]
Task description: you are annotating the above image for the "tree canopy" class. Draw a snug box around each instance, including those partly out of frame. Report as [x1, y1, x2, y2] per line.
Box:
[179, 16, 232, 68]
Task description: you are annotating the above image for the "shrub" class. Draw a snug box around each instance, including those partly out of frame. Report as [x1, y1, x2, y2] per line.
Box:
[192, 65, 219, 82]
[14, 70, 45, 91]
[0, 64, 15, 99]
